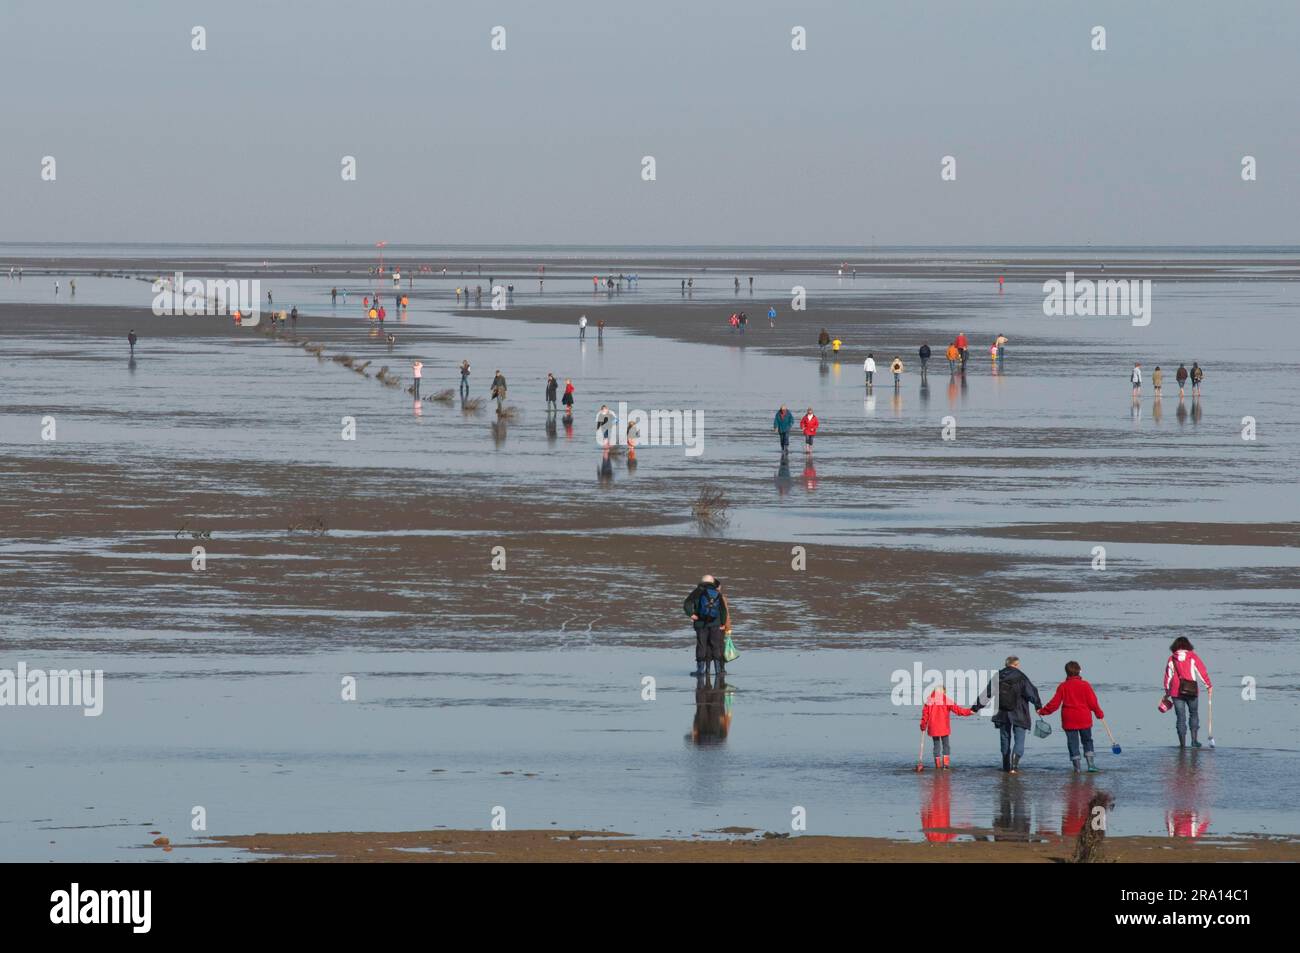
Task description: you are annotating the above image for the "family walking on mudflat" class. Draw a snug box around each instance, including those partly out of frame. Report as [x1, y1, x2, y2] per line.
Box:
[677, 582, 1217, 772]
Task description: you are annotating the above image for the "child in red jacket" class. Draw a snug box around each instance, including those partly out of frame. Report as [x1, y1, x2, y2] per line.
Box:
[1038, 661, 1106, 772]
[920, 687, 973, 770]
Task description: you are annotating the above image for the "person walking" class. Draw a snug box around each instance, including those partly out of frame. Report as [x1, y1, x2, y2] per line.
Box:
[864, 353, 876, 388]
[578, 314, 587, 340]
[459, 359, 471, 396]
[1175, 363, 1188, 397]
[831, 336, 842, 357]
[127, 329, 137, 357]
[772, 404, 795, 455]
[1191, 362, 1204, 396]
[545, 373, 558, 412]
[1131, 362, 1143, 398]
[920, 687, 973, 770]
[799, 407, 819, 456]
[595, 404, 617, 447]
[955, 331, 968, 369]
[1163, 637, 1212, 748]
[682, 575, 729, 677]
[890, 355, 904, 388]
[1152, 365, 1163, 396]
[994, 333, 1008, 361]
[818, 328, 831, 359]
[918, 343, 931, 379]
[972, 656, 1043, 774]
[768, 305, 776, 328]
[1037, 661, 1106, 772]
[490, 369, 507, 412]
[411, 360, 423, 400]
[561, 378, 575, 414]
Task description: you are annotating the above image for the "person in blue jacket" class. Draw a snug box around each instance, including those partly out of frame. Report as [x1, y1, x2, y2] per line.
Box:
[772, 404, 795, 456]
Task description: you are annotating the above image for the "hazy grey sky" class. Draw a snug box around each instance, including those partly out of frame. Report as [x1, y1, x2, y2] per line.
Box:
[2, 0, 1296, 245]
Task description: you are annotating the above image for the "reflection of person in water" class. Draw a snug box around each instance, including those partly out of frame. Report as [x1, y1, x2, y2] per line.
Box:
[690, 674, 730, 745]
[992, 778, 1032, 842]
[597, 453, 614, 484]
[802, 462, 818, 491]
[1162, 749, 1211, 838]
[920, 773, 956, 843]
[774, 456, 793, 496]
[1060, 778, 1095, 837]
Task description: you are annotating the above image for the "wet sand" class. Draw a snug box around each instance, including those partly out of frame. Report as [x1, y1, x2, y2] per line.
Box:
[4, 255, 1298, 860]
[194, 828, 1300, 863]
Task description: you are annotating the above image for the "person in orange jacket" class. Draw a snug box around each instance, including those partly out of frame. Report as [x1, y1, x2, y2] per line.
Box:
[920, 687, 973, 770]
[1038, 660, 1106, 772]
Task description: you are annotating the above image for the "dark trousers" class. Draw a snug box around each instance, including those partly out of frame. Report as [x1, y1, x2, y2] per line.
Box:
[413, 379, 420, 399]
[1066, 727, 1094, 759]
[779, 431, 789, 452]
[695, 623, 723, 663]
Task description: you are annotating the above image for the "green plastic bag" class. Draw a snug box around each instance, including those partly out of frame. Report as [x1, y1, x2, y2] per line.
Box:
[723, 635, 739, 663]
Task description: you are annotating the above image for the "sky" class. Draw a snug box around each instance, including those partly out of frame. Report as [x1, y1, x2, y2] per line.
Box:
[1, 0, 1297, 246]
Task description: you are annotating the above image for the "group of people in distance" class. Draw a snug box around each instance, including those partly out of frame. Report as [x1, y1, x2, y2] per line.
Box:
[1131, 361, 1204, 399]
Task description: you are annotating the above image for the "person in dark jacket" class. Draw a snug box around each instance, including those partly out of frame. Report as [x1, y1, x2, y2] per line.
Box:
[127, 329, 137, 356]
[772, 405, 795, 455]
[918, 342, 931, 380]
[971, 656, 1042, 774]
[682, 575, 729, 677]
[545, 373, 558, 412]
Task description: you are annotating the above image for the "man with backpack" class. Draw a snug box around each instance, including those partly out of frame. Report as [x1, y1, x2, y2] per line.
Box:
[972, 656, 1043, 774]
[683, 575, 729, 677]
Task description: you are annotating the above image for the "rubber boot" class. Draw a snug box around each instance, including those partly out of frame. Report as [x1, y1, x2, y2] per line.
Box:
[716, 660, 726, 677]
[934, 757, 942, 770]
[1085, 753, 1098, 772]
[942, 755, 950, 770]
[1002, 753, 1011, 773]
[1010, 753, 1021, 774]
[693, 659, 705, 677]
[1071, 757, 1081, 773]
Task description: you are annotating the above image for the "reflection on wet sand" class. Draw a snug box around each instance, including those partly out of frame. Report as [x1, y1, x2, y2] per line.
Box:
[1162, 749, 1212, 838]
[690, 674, 732, 745]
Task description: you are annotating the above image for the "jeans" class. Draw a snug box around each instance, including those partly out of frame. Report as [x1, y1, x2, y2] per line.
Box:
[547, 399, 556, 411]
[460, 377, 469, 395]
[779, 431, 789, 451]
[865, 371, 873, 386]
[579, 327, 586, 340]
[1173, 696, 1199, 740]
[931, 735, 951, 758]
[413, 378, 420, 399]
[999, 724, 1026, 759]
[920, 357, 928, 375]
[1066, 727, 1094, 759]
[948, 359, 955, 373]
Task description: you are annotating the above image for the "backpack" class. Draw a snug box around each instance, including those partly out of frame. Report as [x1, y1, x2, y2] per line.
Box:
[998, 672, 1020, 712]
[697, 587, 721, 622]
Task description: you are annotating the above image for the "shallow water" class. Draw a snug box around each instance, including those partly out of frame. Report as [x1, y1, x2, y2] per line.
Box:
[1, 254, 1297, 859]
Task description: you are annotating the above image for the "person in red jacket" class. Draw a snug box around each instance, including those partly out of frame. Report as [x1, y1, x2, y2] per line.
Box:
[799, 407, 819, 456]
[1038, 661, 1105, 772]
[1163, 637, 1212, 748]
[920, 687, 973, 770]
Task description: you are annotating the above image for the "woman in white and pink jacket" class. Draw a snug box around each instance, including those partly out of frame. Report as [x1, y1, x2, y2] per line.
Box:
[1163, 637, 1212, 748]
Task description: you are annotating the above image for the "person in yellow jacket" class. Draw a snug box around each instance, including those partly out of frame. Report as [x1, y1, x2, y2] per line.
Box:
[891, 356, 904, 387]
